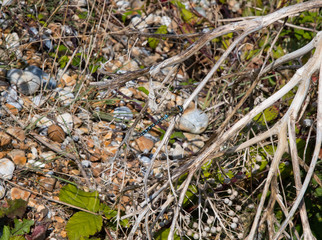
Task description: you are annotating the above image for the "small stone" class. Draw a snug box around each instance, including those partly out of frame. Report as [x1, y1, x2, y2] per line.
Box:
[138, 156, 151, 166]
[0, 131, 12, 146]
[0, 158, 15, 180]
[62, 74, 76, 86]
[48, 125, 65, 143]
[32, 115, 54, 128]
[57, 88, 74, 106]
[177, 107, 208, 134]
[6, 127, 25, 141]
[57, 113, 74, 133]
[73, 116, 83, 128]
[10, 187, 31, 201]
[40, 151, 56, 161]
[105, 146, 118, 155]
[25, 65, 57, 89]
[8, 149, 26, 166]
[91, 163, 102, 177]
[119, 87, 134, 97]
[39, 177, 57, 191]
[0, 185, 6, 199]
[81, 160, 91, 168]
[113, 106, 133, 120]
[7, 69, 41, 95]
[5, 103, 19, 115]
[136, 136, 154, 152]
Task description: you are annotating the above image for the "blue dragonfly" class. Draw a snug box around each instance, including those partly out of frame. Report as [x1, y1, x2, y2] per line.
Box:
[138, 105, 183, 137]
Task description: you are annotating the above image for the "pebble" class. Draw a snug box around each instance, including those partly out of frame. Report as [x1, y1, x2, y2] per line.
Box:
[39, 176, 57, 191]
[5, 102, 20, 114]
[32, 115, 54, 128]
[113, 106, 133, 121]
[0, 158, 15, 180]
[139, 155, 151, 166]
[48, 124, 66, 143]
[57, 113, 74, 133]
[8, 149, 26, 166]
[136, 136, 154, 152]
[81, 160, 91, 168]
[178, 108, 208, 134]
[32, 94, 45, 107]
[7, 69, 41, 95]
[25, 65, 57, 89]
[5, 32, 20, 49]
[10, 187, 31, 201]
[56, 88, 75, 106]
[0, 131, 12, 146]
[0, 185, 5, 199]
[40, 151, 56, 161]
[28, 159, 45, 168]
[170, 143, 184, 159]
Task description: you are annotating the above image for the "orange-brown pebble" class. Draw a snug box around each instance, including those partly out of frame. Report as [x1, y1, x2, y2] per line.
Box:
[8, 149, 27, 166]
[11, 187, 31, 201]
[136, 136, 154, 152]
[7, 127, 25, 141]
[0, 131, 11, 146]
[48, 125, 65, 143]
[5, 103, 19, 115]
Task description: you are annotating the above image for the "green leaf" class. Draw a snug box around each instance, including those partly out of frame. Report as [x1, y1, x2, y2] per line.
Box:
[137, 86, 149, 95]
[100, 204, 129, 227]
[78, 11, 88, 19]
[72, 56, 81, 67]
[170, 0, 185, 9]
[181, 8, 198, 23]
[1, 226, 10, 240]
[59, 184, 100, 212]
[38, 13, 44, 20]
[148, 25, 168, 49]
[253, 106, 279, 125]
[122, 10, 134, 23]
[272, 45, 284, 59]
[101, 204, 117, 220]
[59, 55, 69, 68]
[66, 212, 103, 240]
[9, 236, 25, 240]
[315, 187, 322, 197]
[5, 199, 28, 219]
[11, 218, 34, 236]
[201, 160, 212, 171]
[155, 228, 180, 240]
[57, 45, 68, 52]
[170, 131, 185, 139]
[89, 64, 99, 74]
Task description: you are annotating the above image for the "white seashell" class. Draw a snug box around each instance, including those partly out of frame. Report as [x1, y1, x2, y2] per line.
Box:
[119, 87, 133, 97]
[177, 108, 208, 134]
[31, 115, 54, 128]
[28, 159, 45, 168]
[5, 32, 19, 49]
[57, 88, 75, 106]
[0, 185, 6, 199]
[57, 113, 74, 133]
[0, 158, 15, 180]
[7, 69, 41, 95]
